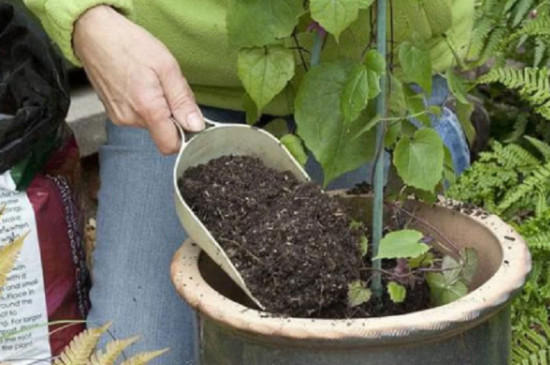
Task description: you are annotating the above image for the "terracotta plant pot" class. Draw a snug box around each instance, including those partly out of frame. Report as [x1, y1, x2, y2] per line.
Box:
[171, 196, 531, 365]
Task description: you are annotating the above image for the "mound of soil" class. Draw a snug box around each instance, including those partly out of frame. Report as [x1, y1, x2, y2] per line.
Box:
[179, 155, 431, 318]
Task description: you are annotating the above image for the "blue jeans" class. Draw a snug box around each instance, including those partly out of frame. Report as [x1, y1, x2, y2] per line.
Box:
[89, 81, 470, 364]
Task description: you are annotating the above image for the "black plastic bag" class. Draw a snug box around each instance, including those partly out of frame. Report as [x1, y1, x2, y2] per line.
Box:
[0, 2, 69, 176]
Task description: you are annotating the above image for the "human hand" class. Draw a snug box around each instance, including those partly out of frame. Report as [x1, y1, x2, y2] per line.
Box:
[73, 5, 204, 154]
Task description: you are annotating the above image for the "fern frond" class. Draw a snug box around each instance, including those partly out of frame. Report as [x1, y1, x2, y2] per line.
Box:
[504, 113, 528, 143]
[478, 67, 550, 120]
[0, 232, 28, 295]
[528, 232, 550, 251]
[88, 336, 139, 365]
[512, 0, 535, 27]
[119, 348, 169, 365]
[474, 27, 508, 66]
[525, 136, 550, 160]
[536, 192, 548, 217]
[54, 322, 111, 365]
[498, 161, 550, 212]
[468, 17, 497, 61]
[534, 37, 547, 67]
[513, 326, 550, 365]
[505, 0, 522, 13]
[510, 14, 550, 41]
[507, 144, 541, 166]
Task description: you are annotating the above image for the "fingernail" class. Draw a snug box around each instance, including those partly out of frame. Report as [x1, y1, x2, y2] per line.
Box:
[186, 112, 204, 131]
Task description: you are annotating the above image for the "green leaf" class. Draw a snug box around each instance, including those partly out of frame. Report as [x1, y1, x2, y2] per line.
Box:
[408, 252, 435, 269]
[295, 60, 376, 185]
[461, 248, 479, 285]
[227, 0, 303, 48]
[348, 280, 372, 307]
[374, 229, 429, 260]
[406, 92, 430, 126]
[341, 66, 370, 124]
[367, 70, 381, 99]
[387, 282, 407, 303]
[349, 220, 365, 230]
[393, 128, 444, 191]
[443, 146, 456, 185]
[446, 68, 469, 104]
[455, 101, 476, 147]
[384, 120, 402, 148]
[364, 49, 386, 75]
[359, 235, 368, 257]
[355, 114, 381, 138]
[401, 119, 418, 138]
[242, 93, 260, 125]
[428, 105, 442, 116]
[264, 118, 289, 138]
[280, 134, 308, 166]
[442, 255, 462, 283]
[426, 273, 468, 306]
[398, 42, 432, 93]
[238, 46, 295, 111]
[389, 74, 407, 117]
[310, 0, 373, 39]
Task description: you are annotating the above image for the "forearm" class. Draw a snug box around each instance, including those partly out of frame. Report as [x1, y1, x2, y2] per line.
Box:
[23, 0, 133, 65]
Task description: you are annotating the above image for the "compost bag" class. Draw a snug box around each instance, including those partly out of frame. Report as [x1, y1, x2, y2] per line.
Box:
[0, 3, 90, 363]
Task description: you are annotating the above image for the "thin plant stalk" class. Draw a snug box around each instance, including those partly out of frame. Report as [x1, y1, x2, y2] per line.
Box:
[371, 0, 388, 301]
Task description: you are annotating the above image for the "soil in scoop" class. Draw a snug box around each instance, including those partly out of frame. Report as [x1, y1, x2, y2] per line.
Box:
[179, 155, 431, 318]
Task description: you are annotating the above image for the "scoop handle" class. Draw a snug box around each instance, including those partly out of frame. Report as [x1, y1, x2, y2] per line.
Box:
[170, 116, 222, 150]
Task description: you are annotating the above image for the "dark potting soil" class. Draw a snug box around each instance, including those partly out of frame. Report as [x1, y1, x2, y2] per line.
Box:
[179, 155, 432, 318]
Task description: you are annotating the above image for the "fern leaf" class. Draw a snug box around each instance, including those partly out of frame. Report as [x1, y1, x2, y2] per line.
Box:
[88, 336, 139, 365]
[525, 136, 550, 161]
[535, 192, 548, 217]
[467, 17, 497, 61]
[0, 232, 28, 296]
[528, 232, 550, 251]
[478, 67, 550, 120]
[483, 0, 500, 13]
[119, 348, 169, 365]
[504, 113, 528, 143]
[498, 161, 550, 212]
[510, 15, 550, 42]
[513, 326, 550, 365]
[54, 323, 111, 365]
[475, 27, 508, 67]
[507, 144, 541, 166]
[534, 38, 547, 68]
[512, 0, 535, 27]
[505, 0, 521, 13]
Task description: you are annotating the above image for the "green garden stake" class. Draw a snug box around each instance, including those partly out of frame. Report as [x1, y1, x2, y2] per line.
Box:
[371, 0, 388, 302]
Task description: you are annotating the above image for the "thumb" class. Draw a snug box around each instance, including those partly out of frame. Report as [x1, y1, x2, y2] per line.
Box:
[159, 60, 204, 132]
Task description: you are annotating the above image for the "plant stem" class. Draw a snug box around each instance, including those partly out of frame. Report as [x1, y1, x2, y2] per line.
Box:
[371, 0, 388, 302]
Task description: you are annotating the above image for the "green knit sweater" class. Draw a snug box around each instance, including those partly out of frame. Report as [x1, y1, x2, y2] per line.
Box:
[23, 0, 474, 115]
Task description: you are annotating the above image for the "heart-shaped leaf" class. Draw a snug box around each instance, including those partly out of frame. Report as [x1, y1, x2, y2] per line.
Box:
[227, 0, 303, 47]
[238, 46, 295, 111]
[374, 229, 429, 260]
[387, 282, 407, 303]
[393, 128, 444, 191]
[348, 280, 372, 307]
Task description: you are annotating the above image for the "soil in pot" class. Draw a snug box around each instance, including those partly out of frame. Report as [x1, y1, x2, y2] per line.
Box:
[179, 155, 432, 319]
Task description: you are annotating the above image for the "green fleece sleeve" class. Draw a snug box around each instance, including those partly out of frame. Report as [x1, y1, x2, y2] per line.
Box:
[23, 0, 134, 65]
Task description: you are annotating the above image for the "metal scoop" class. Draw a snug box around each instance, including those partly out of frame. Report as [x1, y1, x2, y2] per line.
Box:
[172, 117, 310, 309]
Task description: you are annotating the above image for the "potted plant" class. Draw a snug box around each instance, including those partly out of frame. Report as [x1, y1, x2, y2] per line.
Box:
[171, 1, 531, 364]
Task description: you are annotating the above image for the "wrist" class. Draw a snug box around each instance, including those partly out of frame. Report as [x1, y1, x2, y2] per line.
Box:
[74, 5, 118, 58]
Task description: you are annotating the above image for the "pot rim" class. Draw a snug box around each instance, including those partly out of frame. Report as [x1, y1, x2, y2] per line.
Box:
[170, 198, 531, 344]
